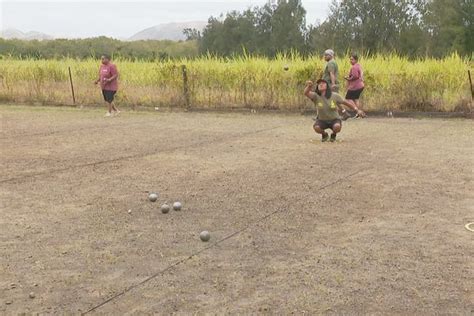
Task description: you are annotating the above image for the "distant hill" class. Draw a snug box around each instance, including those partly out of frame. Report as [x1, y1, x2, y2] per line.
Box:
[0, 22, 208, 42]
[129, 21, 207, 41]
[0, 28, 53, 40]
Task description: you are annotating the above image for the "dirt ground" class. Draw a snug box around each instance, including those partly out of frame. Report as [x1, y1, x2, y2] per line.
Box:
[0, 105, 473, 315]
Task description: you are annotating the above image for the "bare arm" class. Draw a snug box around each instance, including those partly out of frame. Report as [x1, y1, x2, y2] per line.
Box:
[304, 81, 317, 100]
[345, 66, 361, 81]
[105, 66, 119, 83]
[346, 72, 359, 81]
[345, 73, 357, 81]
[330, 71, 336, 87]
[105, 74, 118, 82]
[340, 99, 366, 117]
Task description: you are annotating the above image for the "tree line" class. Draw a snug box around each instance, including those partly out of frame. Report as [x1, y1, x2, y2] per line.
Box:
[0, 37, 198, 60]
[195, 0, 473, 58]
[1, 0, 471, 60]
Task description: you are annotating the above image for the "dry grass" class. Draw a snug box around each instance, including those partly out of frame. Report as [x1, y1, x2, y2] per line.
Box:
[0, 54, 472, 111]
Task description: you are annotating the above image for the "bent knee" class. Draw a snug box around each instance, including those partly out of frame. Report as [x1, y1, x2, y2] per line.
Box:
[313, 124, 323, 133]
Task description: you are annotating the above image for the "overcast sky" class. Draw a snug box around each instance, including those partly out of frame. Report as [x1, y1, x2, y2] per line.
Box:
[0, 0, 332, 38]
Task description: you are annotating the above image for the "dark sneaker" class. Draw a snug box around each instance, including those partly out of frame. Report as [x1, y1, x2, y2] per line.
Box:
[341, 110, 352, 121]
[321, 133, 329, 142]
[330, 133, 337, 142]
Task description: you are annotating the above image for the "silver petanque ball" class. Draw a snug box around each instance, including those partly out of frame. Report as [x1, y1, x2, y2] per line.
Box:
[173, 202, 182, 211]
[148, 193, 158, 202]
[161, 204, 170, 214]
[200, 231, 210, 242]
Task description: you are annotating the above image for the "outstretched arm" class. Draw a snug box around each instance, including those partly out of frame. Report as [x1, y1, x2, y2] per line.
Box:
[304, 81, 317, 100]
[340, 99, 366, 117]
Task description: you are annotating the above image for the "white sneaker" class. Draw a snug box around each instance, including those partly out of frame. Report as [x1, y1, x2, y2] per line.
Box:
[105, 112, 112, 117]
[113, 110, 121, 116]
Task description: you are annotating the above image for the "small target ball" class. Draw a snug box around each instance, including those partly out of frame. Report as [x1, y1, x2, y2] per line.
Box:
[284, 65, 289, 71]
[148, 193, 158, 202]
[161, 204, 170, 214]
[200, 231, 210, 242]
[173, 202, 182, 211]
[127, 209, 132, 214]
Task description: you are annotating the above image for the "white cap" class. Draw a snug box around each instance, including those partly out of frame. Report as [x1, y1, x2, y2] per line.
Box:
[324, 49, 334, 57]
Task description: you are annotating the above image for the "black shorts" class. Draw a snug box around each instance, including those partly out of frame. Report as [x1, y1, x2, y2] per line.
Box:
[314, 119, 342, 130]
[102, 90, 116, 103]
[345, 88, 364, 100]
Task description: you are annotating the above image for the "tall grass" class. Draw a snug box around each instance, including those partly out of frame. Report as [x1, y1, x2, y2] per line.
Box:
[0, 54, 471, 111]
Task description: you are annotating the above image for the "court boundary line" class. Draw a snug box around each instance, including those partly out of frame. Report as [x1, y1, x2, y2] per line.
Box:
[0, 125, 282, 184]
[81, 168, 363, 314]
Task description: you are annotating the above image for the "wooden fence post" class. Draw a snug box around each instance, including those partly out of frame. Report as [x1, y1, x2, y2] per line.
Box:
[468, 70, 473, 112]
[68, 67, 76, 105]
[181, 65, 190, 109]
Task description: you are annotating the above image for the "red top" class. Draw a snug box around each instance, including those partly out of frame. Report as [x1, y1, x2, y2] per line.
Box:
[347, 63, 364, 91]
[99, 63, 119, 91]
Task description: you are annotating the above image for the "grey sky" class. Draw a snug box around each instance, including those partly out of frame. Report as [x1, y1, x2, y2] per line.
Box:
[0, 0, 332, 38]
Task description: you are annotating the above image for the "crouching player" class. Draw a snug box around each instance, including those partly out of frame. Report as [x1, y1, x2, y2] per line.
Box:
[304, 79, 365, 142]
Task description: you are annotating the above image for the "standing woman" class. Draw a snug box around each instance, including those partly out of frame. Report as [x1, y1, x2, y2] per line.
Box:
[344, 53, 365, 116]
[95, 54, 120, 117]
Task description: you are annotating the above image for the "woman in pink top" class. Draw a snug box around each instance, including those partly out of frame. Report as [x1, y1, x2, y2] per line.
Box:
[344, 53, 365, 113]
[94, 54, 120, 117]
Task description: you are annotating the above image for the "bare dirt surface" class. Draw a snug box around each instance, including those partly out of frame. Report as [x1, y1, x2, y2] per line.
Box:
[1, 105, 473, 315]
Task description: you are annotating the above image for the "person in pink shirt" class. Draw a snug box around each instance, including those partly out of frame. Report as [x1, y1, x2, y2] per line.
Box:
[344, 53, 365, 117]
[94, 55, 120, 117]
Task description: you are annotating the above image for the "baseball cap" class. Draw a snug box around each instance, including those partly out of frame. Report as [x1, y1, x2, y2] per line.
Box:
[324, 49, 334, 57]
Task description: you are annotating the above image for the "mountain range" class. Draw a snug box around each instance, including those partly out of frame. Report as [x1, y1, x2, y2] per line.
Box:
[0, 29, 53, 40]
[0, 21, 207, 41]
[129, 21, 207, 41]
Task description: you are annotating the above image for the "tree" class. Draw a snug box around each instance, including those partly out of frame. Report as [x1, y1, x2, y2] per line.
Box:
[199, 0, 309, 56]
[423, 0, 473, 56]
[309, 0, 427, 56]
[0, 37, 199, 60]
[308, 0, 472, 58]
[256, 0, 308, 56]
[183, 28, 201, 41]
